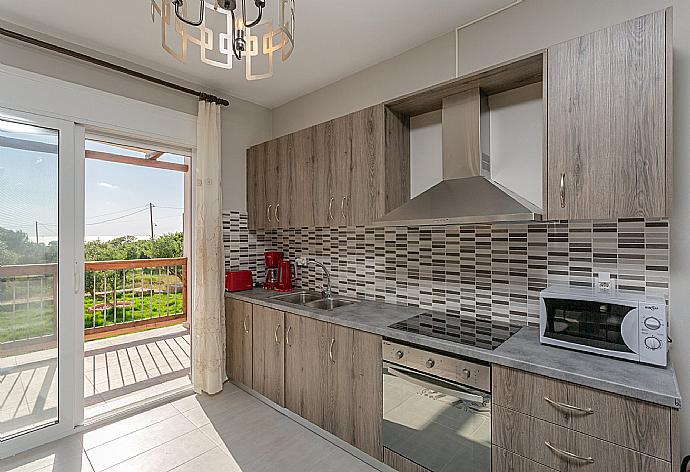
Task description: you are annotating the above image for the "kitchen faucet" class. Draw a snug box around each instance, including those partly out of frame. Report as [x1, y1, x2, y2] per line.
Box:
[295, 257, 332, 298]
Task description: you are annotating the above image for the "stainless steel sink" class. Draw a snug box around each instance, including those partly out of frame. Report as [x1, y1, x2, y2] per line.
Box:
[270, 291, 323, 305]
[304, 297, 359, 311]
[270, 291, 360, 311]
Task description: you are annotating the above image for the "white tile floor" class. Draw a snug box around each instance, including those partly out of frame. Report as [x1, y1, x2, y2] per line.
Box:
[0, 383, 387, 472]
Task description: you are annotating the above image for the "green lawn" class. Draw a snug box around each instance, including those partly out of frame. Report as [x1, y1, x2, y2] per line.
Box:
[0, 291, 184, 344]
[0, 306, 55, 344]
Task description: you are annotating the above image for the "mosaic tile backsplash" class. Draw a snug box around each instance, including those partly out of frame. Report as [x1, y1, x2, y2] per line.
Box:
[223, 211, 670, 326]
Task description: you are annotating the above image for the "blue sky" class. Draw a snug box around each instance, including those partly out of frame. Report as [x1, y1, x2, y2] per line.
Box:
[85, 141, 185, 241]
[0, 124, 184, 243]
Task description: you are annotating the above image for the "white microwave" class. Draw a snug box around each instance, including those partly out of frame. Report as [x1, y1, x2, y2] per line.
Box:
[539, 286, 668, 367]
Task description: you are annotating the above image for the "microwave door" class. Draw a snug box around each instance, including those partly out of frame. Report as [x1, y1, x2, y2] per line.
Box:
[621, 309, 640, 354]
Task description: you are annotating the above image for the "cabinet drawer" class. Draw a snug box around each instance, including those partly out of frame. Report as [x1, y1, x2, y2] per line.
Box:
[492, 365, 671, 459]
[492, 446, 555, 472]
[493, 406, 670, 472]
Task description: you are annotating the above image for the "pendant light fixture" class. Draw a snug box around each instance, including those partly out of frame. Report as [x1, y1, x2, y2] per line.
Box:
[150, 0, 295, 80]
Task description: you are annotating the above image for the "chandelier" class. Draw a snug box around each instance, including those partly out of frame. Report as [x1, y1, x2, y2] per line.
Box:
[150, 0, 295, 80]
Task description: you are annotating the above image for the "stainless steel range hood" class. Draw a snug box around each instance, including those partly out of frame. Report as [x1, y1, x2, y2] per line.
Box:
[375, 88, 542, 227]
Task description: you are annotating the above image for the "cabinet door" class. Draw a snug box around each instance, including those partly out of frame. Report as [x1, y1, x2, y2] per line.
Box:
[325, 324, 355, 442]
[292, 127, 315, 228]
[313, 120, 336, 227]
[252, 305, 285, 406]
[247, 143, 267, 230]
[264, 139, 280, 229]
[225, 298, 253, 387]
[546, 10, 667, 219]
[325, 325, 383, 460]
[276, 134, 293, 229]
[332, 114, 353, 227]
[351, 105, 384, 226]
[284, 313, 329, 428]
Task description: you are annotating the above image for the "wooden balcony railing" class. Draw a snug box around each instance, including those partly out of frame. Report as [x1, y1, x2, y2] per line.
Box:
[0, 258, 188, 347]
[0, 263, 58, 351]
[84, 257, 187, 339]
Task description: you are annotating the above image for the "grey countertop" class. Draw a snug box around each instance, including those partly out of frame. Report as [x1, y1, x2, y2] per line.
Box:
[226, 288, 682, 409]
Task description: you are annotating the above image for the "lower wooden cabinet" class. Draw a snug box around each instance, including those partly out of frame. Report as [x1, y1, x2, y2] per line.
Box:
[251, 305, 285, 406]
[284, 313, 330, 427]
[284, 313, 383, 460]
[225, 298, 253, 388]
[227, 300, 383, 461]
[492, 446, 555, 472]
[493, 406, 671, 472]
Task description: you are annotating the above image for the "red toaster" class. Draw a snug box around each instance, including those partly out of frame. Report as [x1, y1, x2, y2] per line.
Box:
[225, 270, 253, 292]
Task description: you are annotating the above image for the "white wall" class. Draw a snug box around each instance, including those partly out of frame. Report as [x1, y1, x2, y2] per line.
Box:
[271, 32, 456, 137]
[272, 0, 690, 452]
[409, 111, 443, 198]
[0, 27, 272, 212]
[489, 83, 543, 207]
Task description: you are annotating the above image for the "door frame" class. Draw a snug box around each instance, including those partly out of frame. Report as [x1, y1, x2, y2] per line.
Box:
[0, 108, 85, 459]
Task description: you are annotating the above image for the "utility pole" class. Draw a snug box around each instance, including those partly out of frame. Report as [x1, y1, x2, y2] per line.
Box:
[35, 221, 39, 244]
[149, 203, 155, 240]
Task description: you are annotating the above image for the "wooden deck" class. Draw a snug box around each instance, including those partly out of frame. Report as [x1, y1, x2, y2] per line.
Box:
[0, 324, 191, 438]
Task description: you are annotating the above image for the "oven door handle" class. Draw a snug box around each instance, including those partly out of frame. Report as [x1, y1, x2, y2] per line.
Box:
[386, 366, 486, 405]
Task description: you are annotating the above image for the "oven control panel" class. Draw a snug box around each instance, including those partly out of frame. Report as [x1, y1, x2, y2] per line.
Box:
[382, 340, 491, 392]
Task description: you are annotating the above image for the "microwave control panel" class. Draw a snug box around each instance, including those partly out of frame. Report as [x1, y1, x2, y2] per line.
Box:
[638, 300, 667, 366]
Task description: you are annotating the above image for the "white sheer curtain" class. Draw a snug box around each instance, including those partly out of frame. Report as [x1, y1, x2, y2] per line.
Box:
[191, 100, 226, 394]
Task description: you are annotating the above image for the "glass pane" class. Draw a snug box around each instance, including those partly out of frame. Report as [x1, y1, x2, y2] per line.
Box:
[0, 119, 59, 439]
[543, 298, 634, 353]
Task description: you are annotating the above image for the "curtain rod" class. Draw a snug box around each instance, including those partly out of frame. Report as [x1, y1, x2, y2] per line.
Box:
[0, 26, 230, 107]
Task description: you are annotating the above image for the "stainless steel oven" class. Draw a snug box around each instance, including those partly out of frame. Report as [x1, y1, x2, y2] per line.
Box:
[382, 340, 491, 472]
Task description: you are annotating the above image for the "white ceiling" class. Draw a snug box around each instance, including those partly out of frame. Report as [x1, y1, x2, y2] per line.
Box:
[0, 0, 517, 108]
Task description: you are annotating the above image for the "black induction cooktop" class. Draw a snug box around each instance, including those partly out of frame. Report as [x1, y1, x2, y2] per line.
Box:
[388, 312, 521, 350]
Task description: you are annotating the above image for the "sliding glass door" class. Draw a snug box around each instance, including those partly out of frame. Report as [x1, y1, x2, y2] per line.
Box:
[0, 109, 83, 458]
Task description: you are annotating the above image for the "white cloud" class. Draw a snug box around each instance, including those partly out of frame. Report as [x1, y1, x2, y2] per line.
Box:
[97, 182, 118, 189]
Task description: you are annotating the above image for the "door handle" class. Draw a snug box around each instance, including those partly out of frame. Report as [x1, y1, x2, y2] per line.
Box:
[559, 173, 566, 208]
[285, 326, 292, 346]
[274, 324, 281, 344]
[329, 338, 335, 364]
[275, 204, 280, 223]
[243, 316, 249, 334]
[267, 204, 273, 222]
[340, 197, 347, 219]
[328, 197, 334, 221]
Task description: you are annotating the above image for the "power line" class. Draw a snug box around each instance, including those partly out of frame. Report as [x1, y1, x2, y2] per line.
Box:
[85, 204, 149, 220]
[85, 207, 149, 226]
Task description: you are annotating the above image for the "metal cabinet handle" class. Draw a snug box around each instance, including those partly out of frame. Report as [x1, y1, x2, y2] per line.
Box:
[340, 197, 347, 219]
[267, 204, 273, 222]
[544, 396, 594, 415]
[275, 204, 280, 223]
[559, 173, 566, 208]
[329, 338, 335, 364]
[243, 316, 249, 334]
[544, 441, 594, 463]
[328, 197, 334, 220]
[286, 326, 292, 346]
[274, 324, 281, 344]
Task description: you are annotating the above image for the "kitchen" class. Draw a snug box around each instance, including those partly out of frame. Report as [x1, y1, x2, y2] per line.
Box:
[0, 1, 688, 471]
[224, 5, 682, 472]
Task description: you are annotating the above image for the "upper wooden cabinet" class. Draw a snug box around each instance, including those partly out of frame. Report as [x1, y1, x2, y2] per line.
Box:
[545, 9, 672, 220]
[247, 104, 410, 229]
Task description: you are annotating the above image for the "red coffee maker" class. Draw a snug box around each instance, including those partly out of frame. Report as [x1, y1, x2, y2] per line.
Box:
[263, 251, 283, 290]
[276, 260, 296, 292]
